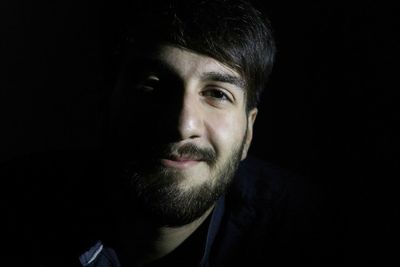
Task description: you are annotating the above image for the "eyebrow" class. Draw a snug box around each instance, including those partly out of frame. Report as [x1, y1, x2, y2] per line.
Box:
[200, 72, 246, 90]
[137, 58, 246, 90]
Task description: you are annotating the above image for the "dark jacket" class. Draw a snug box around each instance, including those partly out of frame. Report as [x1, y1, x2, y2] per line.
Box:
[2, 150, 325, 267]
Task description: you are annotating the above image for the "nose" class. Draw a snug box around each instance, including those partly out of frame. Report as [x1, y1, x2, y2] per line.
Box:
[176, 92, 204, 140]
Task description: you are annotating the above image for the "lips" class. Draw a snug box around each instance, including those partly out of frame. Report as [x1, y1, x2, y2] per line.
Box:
[160, 154, 202, 169]
[167, 154, 202, 162]
[154, 142, 215, 168]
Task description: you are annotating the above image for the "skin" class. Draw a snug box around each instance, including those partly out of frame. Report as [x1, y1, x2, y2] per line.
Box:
[144, 45, 257, 189]
[115, 45, 258, 264]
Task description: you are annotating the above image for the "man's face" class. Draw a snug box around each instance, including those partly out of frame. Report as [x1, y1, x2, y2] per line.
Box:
[113, 45, 257, 226]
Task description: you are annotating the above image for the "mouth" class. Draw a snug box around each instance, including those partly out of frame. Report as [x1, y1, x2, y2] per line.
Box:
[160, 154, 203, 169]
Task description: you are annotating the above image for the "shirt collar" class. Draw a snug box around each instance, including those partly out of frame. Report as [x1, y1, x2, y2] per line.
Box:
[200, 195, 226, 266]
[79, 196, 226, 267]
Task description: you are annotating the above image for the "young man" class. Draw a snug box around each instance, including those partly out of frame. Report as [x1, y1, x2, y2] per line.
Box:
[4, 0, 320, 266]
[98, 0, 276, 265]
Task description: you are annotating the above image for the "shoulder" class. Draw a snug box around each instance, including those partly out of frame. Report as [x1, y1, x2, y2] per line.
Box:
[228, 155, 315, 220]
[2, 150, 109, 266]
[221, 155, 323, 266]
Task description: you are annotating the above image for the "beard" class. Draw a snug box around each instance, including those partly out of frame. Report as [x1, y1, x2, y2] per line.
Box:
[122, 139, 246, 227]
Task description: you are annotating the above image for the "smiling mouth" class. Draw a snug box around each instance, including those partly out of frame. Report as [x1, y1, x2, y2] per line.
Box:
[160, 155, 202, 169]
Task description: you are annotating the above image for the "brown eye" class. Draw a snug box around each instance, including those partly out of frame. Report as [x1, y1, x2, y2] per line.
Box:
[202, 89, 231, 102]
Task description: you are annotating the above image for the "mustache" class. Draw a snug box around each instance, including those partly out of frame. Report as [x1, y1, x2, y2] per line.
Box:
[159, 143, 217, 164]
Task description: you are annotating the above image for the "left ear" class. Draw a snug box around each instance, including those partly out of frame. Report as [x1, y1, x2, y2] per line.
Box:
[241, 108, 258, 160]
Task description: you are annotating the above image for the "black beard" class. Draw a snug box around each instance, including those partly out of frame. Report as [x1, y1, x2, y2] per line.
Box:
[122, 140, 245, 227]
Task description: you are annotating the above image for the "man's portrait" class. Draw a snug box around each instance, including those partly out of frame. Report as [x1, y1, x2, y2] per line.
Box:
[2, 0, 398, 266]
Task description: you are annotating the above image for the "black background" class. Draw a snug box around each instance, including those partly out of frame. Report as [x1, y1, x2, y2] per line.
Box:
[2, 1, 399, 265]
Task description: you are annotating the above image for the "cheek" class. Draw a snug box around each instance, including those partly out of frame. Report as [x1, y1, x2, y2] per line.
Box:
[205, 111, 247, 155]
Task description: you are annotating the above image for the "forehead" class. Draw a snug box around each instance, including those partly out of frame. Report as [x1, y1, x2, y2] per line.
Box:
[147, 45, 245, 89]
[156, 46, 239, 77]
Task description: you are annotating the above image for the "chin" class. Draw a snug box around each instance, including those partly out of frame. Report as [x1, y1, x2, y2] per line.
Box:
[176, 169, 213, 190]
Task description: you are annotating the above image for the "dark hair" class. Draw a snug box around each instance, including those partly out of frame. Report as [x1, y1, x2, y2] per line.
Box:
[119, 0, 276, 110]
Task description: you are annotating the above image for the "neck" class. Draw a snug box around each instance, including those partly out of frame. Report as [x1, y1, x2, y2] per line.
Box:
[142, 204, 215, 264]
[114, 205, 215, 266]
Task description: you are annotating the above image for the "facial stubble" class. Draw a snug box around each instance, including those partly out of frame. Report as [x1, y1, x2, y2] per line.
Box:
[124, 137, 246, 227]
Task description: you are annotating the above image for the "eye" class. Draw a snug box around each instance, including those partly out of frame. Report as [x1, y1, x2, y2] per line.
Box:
[202, 88, 232, 102]
[135, 75, 160, 92]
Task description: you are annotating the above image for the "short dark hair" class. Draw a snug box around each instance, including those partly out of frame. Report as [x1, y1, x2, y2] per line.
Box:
[118, 0, 276, 110]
